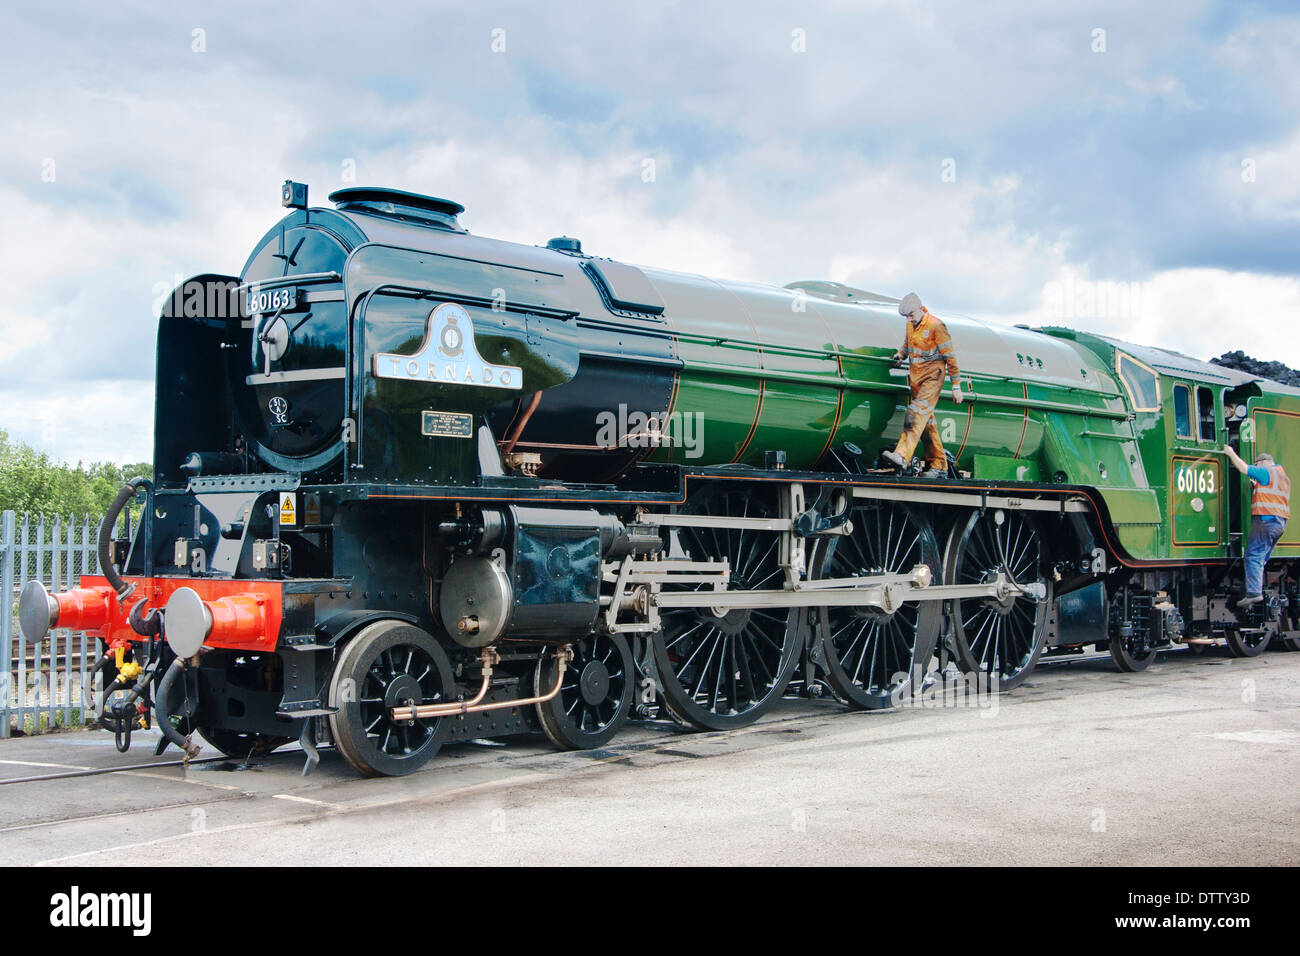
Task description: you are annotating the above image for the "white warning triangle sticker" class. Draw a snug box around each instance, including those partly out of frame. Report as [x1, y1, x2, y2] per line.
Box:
[279, 491, 297, 526]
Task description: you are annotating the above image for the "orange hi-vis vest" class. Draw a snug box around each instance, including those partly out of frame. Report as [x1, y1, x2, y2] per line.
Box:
[1252, 465, 1291, 521]
[900, 309, 961, 387]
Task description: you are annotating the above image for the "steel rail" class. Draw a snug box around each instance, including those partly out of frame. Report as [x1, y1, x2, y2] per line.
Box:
[0, 747, 319, 787]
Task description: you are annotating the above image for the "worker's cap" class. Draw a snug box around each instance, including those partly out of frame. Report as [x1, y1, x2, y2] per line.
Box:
[1256, 453, 1275, 465]
[898, 292, 923, 317]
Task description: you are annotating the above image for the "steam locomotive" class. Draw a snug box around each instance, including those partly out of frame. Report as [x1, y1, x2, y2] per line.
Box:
[19, 182, 1300, 776]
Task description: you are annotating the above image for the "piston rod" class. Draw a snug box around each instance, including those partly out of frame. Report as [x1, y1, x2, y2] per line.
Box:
[649, 569, 1045, 611]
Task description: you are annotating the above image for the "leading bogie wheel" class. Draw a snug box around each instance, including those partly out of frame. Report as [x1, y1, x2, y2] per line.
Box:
[328, 620, 455, 777]
[813, 501, 942, 708]
[944, 508, 1051, 691]
[1107, 632, 1158, 673]
[651, 486, 802, 731]
[1274, 590, 1300, 651]
[1225, 626, 1272, 658]
[535, 633, 634, 750]
[1108, 642, 1157, 672]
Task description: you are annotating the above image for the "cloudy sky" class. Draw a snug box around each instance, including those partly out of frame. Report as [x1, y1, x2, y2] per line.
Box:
[2, 1, 1298, 465]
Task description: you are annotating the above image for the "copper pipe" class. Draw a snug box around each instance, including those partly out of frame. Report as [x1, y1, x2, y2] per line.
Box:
[390, 646, 573, 721]
[500, 390, 542, 456]
[400, 645, 497, 720]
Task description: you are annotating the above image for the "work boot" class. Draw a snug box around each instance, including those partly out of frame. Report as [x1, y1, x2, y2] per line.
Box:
[1237, 593, 1263, 608]
[921, 467, 947, 479]
[881, 450, 906, 469]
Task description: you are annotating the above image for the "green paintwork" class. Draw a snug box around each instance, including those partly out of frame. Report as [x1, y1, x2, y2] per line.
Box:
[639, 272, 1140, 500]
[1242, 392, 1300, 558]
[972, 455, 1042, 482]
[635, 276, 1163, 559]
[1036, 328, 1300, 564]
[1041, 329, 1220, 561]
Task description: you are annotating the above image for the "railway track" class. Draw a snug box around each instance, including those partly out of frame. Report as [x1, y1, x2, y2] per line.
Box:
[0, 746, 320, 786]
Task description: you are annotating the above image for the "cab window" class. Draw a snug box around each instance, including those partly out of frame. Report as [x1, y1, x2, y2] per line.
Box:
[1196, 386, 1216, 442]
[1116, 353, 1161, 412]
[1174, 384, 1192, 439]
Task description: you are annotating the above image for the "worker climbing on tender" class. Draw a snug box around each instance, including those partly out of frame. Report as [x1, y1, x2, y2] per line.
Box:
[1223, 444, 1290, 607]
[881, 292, 963, 478]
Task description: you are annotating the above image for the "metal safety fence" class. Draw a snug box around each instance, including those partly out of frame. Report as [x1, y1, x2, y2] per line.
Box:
[1, 510, 129, 738]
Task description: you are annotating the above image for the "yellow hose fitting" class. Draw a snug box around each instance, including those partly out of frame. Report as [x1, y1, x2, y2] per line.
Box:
[119, 660, 143, 682]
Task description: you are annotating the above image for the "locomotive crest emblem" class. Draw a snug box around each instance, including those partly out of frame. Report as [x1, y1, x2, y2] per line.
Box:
[267, 396, 290, 424]
[439, 315, 464, 357]
[372, 302, 522, 390]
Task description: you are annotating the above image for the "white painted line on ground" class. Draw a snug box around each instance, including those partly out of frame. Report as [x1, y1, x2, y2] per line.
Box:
[0, 759, 93, 770]
[35, 810, 324, 866]
[0, 795, 249, 834]
[35, 771, 560, 864]
[115, 770, 252, 793]
[271, 793, 343, 810]
[1209, 729, 1300, 745]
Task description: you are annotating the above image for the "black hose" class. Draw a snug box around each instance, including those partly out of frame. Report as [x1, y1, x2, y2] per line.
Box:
[98, 478, 151, 597]
[97, 678, 128, 733]
[94, 650, 169, 753]
[112, 700, 134, 753]
[81, 653, 112, 711]
[153, 659, 200, 757]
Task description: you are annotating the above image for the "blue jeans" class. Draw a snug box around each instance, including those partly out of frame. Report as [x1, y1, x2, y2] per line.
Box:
[1244, 517, 1286, 595]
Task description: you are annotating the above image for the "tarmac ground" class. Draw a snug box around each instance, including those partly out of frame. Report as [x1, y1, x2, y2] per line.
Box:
[2, 644, 1297, 866]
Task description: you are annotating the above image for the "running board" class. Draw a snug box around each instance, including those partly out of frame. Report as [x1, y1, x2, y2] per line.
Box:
[849, 485, 1091, 513]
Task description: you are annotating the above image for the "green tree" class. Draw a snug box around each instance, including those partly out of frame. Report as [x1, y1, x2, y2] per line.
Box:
[0, 430, 151, 519]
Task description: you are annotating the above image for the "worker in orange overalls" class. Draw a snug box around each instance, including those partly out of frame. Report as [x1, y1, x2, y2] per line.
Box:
[1224, 444, 1290, 607]
[882, 292, 963, 478]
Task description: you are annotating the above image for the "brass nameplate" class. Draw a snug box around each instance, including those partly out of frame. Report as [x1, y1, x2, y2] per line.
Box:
[422, 410, 474, 438]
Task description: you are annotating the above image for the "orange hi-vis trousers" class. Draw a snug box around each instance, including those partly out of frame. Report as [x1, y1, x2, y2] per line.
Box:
[893, 363, 948, 470]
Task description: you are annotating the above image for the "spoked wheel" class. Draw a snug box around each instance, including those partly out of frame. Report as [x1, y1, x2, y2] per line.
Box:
[1225, 626, 1272, 658]
[328, 621, 455, 777]
[1107, 634, 1158, 672]
[944, 509, 1051, 691]
[196, 727, 294, 758]
[1278, 630, 1300, 652]
[535, 634, 634, 750]
[813, 501, 942, 708]
[652, 486, 802, 731]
